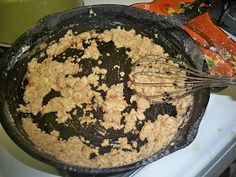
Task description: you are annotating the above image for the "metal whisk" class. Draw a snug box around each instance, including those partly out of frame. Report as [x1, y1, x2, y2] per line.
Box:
[129, 55, 236, 102]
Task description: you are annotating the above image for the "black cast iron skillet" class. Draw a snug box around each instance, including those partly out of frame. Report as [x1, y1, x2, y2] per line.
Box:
[0, 3, 210, 177]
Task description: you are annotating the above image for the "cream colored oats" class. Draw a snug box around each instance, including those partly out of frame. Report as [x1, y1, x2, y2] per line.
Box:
[20, 27, 193, 168]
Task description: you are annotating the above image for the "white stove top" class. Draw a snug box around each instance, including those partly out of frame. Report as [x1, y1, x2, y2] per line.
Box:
[1, 87, 236, 177]
[1, 1, 236, 177]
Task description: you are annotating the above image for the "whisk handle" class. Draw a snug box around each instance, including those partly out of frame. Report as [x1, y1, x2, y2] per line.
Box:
[208, 77, 236, 88]
[229, 77, 236, 85]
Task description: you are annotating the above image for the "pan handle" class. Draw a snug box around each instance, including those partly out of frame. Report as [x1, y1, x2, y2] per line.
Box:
[168, 0, 219, 27]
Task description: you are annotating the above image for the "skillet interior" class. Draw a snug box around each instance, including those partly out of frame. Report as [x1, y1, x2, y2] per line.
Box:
[0, 4, 210, 174]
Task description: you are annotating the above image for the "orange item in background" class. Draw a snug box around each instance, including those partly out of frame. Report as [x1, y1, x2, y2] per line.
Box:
[132, 0, 236, 76]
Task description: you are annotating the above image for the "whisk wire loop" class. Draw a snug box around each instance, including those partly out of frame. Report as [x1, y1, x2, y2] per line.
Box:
[130, 55, 236, 102]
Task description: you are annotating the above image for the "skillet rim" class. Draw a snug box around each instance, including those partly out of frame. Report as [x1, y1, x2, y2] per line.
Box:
[0, 4, 210, 174]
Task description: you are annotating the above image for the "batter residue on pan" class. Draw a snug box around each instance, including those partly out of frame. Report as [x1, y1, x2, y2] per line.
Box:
[19, 27, 193, 168]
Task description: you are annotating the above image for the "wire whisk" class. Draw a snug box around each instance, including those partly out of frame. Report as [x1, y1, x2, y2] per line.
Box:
[129, 55, 236, 102]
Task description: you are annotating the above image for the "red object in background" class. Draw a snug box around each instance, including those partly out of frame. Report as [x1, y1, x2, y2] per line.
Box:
[132, 0, 236, 77]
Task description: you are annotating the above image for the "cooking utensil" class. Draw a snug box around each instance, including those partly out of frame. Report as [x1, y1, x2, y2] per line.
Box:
[130, 55, 236, 102]
[0, 4, 210, 177]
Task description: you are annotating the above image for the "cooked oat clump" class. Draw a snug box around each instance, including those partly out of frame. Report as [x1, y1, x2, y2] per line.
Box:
[19, 27, 193, 168]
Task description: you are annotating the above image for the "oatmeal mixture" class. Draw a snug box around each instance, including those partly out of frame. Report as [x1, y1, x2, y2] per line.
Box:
[19, 27, 193, 168]
[129, 57, 187, 102]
